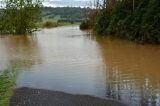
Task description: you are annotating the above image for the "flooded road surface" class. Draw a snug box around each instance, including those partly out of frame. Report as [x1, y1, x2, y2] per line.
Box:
[0, 26, 160, 106]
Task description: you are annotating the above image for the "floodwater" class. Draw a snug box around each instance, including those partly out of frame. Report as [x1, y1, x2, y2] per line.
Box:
[0, 26, 160, 106]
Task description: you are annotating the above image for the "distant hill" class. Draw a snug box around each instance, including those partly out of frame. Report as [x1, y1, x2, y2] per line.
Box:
[0, 7, 89, 24]
[0, 9, 4, 17]
[42, 7, 89, 22]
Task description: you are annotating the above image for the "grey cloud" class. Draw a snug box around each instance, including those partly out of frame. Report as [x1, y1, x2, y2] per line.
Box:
[43, 0, 91, 7]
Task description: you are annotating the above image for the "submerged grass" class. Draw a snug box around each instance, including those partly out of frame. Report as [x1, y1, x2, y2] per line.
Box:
[0, 68, 18, 106]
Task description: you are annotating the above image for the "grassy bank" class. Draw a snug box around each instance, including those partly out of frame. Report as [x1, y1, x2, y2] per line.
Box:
[0, 69, 18, 106]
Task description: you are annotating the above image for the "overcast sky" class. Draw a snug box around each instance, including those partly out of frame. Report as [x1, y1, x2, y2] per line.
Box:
[42, 0, 91, 7]
[0, 0, 91, 7]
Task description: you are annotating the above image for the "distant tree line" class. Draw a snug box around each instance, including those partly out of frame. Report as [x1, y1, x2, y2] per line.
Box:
[82, 0, 160, 44]
[0, 0, 42, 35]
[42, 7, 90, 22]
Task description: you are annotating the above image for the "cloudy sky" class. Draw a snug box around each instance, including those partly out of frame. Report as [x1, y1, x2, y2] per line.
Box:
[42, 0, 91, 7]
[0, 0, 91, 7]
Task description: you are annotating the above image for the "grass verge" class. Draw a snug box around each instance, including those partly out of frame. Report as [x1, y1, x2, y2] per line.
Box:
[0, 69, 18, 106]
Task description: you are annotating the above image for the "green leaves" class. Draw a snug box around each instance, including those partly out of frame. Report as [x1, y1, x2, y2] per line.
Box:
[0, 0, 42, 35]
[0, 69, 18, 106]
[93, 0, 160, 44]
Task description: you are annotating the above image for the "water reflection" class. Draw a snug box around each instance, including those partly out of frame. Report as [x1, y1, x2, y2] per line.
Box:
[0, 26, 160, 106]
[96, 36, 160, 106]
[16, 27, 107, 97]
[0, 35, 42, 70]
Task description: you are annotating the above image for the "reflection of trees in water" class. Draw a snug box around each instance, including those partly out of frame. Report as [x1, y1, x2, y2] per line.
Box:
[105, 68, 160, 106]
[95, 36, 160, 106]
[0, 35, 42, 70]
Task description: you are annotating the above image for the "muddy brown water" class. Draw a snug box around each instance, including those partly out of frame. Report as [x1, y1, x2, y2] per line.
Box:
[0, 26, 160, 106]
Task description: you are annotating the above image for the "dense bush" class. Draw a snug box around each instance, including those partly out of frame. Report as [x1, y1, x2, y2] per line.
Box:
[80, 20, 90, 30]
[43, 21, 59, 28]
[93, 0, 160, 44]
[0, 0, 42, 35]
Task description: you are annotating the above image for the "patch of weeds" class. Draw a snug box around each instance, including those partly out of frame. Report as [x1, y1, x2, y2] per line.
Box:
[0, 68, 19, 106]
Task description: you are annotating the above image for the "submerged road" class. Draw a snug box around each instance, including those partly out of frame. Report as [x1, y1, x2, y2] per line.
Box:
[10, 88, 127, 106]
[1, 26, 158, 105]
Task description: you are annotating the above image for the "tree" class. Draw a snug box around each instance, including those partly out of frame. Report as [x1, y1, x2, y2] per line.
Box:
[2, 0, 42, 34]
[85, 0, 160, 43]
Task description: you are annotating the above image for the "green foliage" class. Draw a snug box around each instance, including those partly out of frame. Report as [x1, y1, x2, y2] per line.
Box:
[43, 21, 59, 28]
[0, 69, 18, 106]
[95, 10, 111, 34]
[42, 7, 89, 23]
[0, 0, 42, 34]
[80, 20, 90, 30]
[93, 0, 160, 44]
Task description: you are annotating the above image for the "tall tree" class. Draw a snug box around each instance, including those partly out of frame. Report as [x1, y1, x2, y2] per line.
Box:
[2, 0, 42, 34]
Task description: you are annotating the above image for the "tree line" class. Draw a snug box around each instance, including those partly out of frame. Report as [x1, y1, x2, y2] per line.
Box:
[42, 7, 89, 22]
[81, 0, 160, 44]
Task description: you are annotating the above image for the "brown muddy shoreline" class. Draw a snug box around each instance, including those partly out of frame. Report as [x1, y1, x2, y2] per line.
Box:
[10, 87, 128, 106]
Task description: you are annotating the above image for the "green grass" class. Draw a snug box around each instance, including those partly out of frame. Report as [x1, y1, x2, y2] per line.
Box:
[59, 22, 80, 26]
[42, 21, 59, 28]
[53, 15, 61, 21]
[0, 69, 18, 106]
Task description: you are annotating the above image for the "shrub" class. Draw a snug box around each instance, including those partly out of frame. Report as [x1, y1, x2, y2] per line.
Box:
[43, 21, 59, 28]
[80, 20, 90, 30]
[91, 0, 160, 44]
